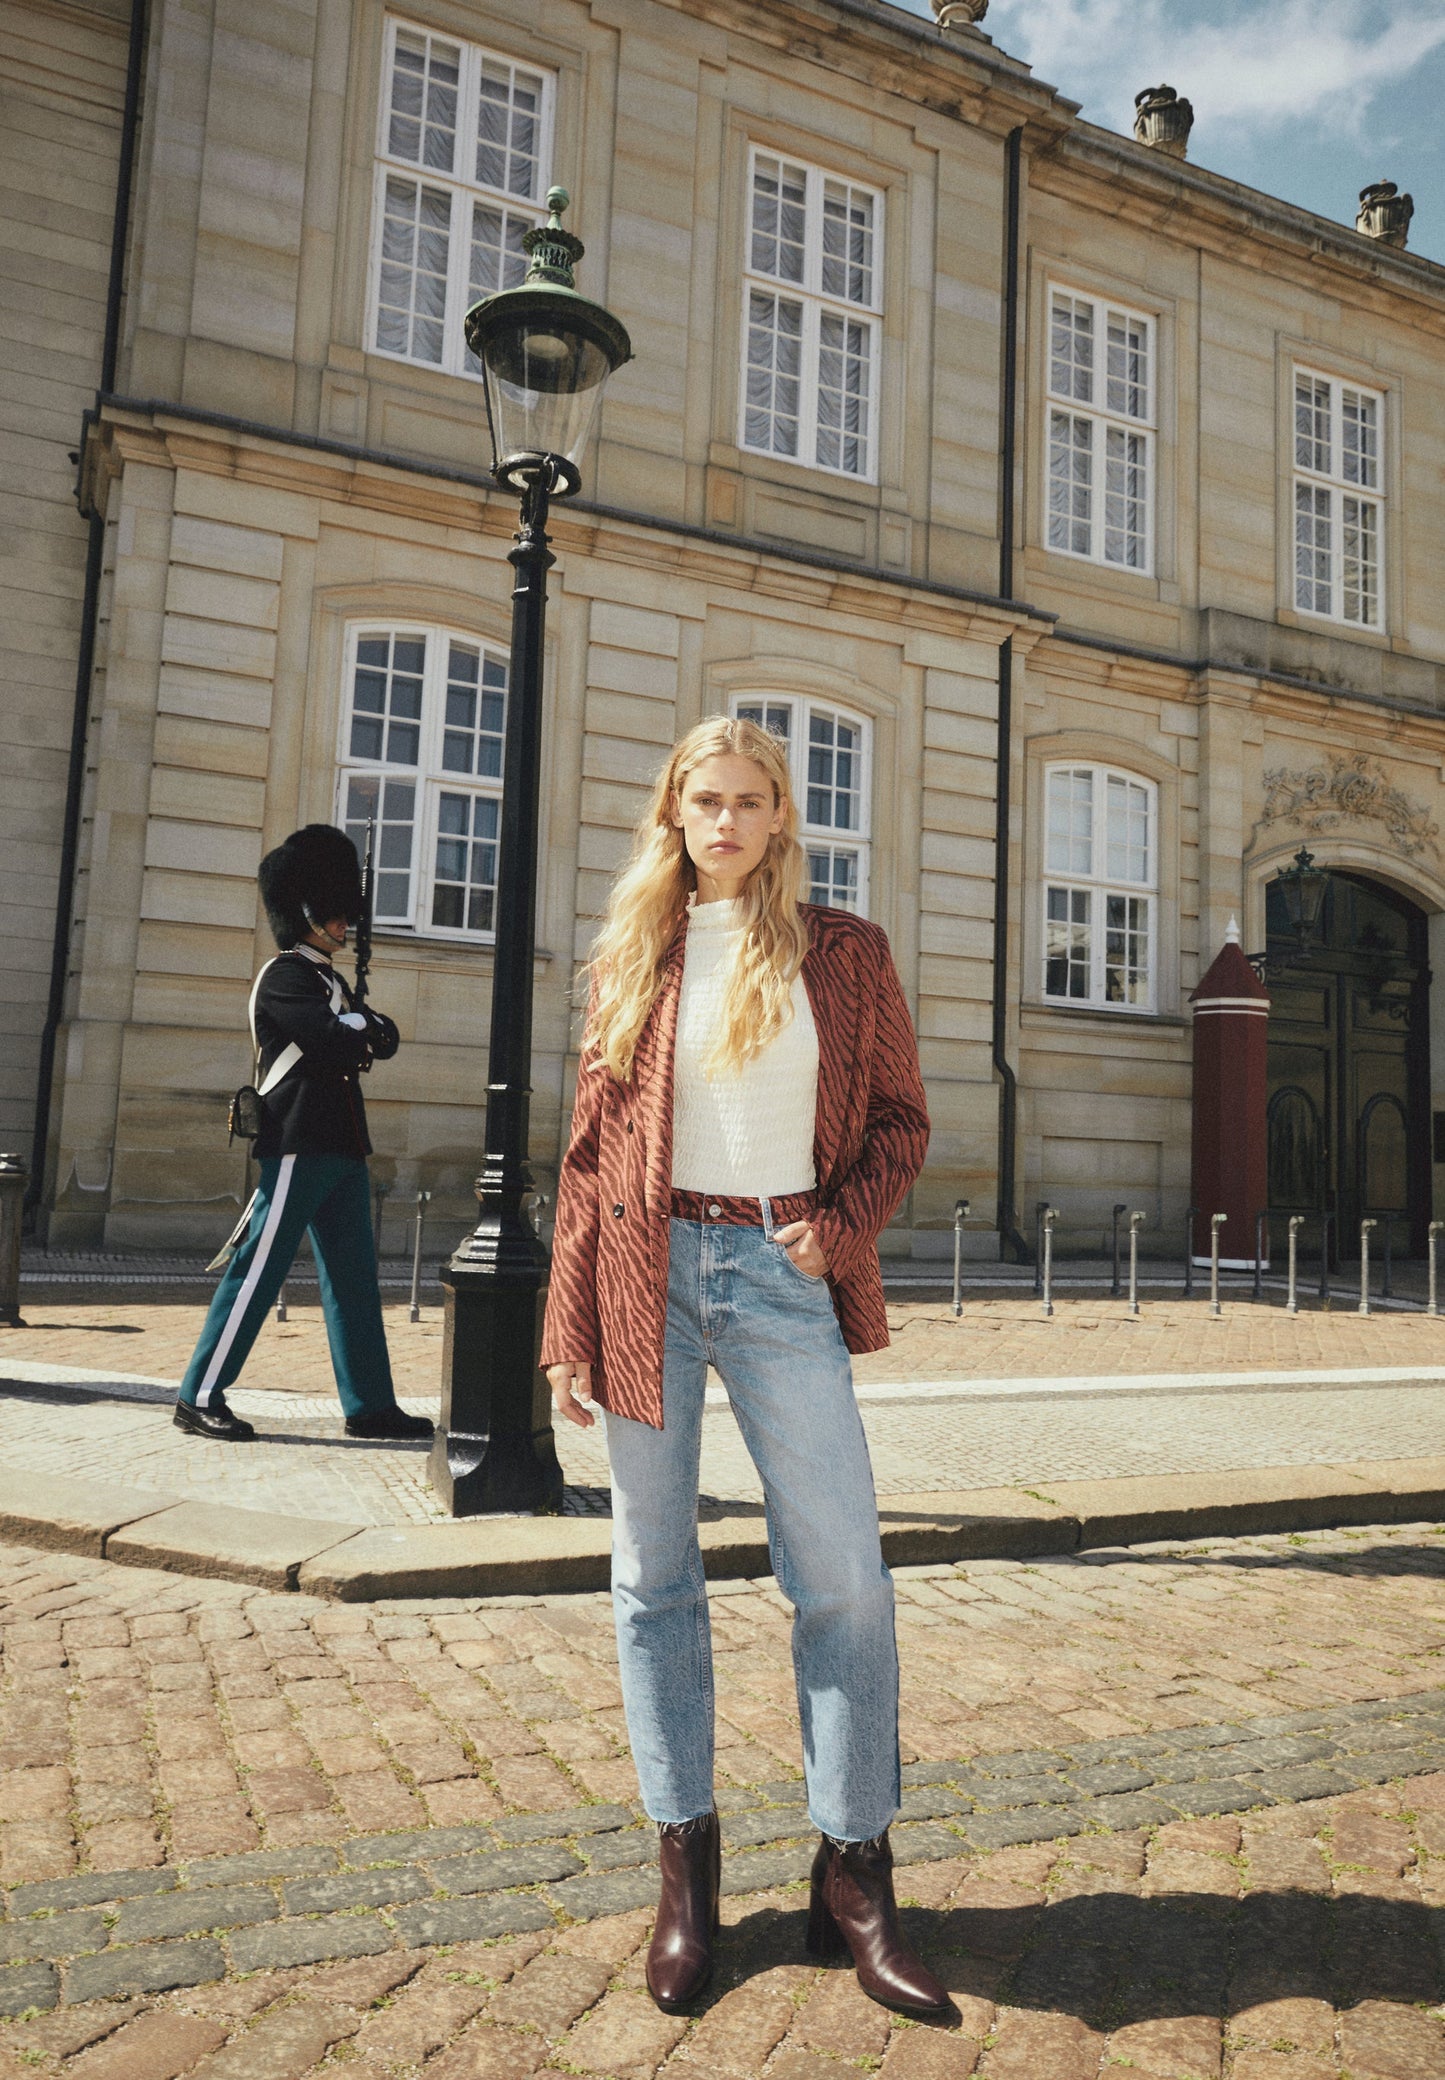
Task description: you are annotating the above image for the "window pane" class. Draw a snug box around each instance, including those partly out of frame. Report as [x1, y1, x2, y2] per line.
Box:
[805, 710, 863, 832]
[1295, 373, 1330, 475]
[736, 701, 792, 745]
[1048, 412, 1092, 556]
[744, 290, 803, 456]
[431, 792, 500, 934]
[1105, 775, 1151, 884]
[750, 155, 807, 283]
[1044, 884, 1090, 1000]
[1103, 426, 1148, 568]
[343, 772, 416, 922]
[807, 845, 860, 911]
[1295, 482, 1333, 614]
[1342, 495, 1379, 626]
[376, 177, 450, 364]
[348, 632, 426, 767]
[464, 203, 530, 372]
[475, 57, 545, 199]
[821, 180, 874, 306]
[440, 641, 507, 776]
[1104, 893, 1150, 1006]
[816, 312, 871, 475]
[1045, 768, 1093, 877]
[387, 30, 459, 175]
[1049, 294, 1093, 404]
[1342, 388, 1378, 489]
[1105, 309, 1149, 421]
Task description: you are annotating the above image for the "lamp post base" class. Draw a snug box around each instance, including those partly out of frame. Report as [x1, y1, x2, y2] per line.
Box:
[431, 1251, 565, 1516]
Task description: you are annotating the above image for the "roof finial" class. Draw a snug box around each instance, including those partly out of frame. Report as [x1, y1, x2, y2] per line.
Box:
[1225, 915, 1241, 946]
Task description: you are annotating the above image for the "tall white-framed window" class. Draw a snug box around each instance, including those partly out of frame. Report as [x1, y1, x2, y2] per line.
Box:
[1042, 764, 1156, 1011]
[740, 149, 883, 481]
[338, 623, 507, 939]
[369, 17, 555, 379]
[1046, 287, 1154, 571]
[1292, 367, 1385, 628]
[732, 696, 871, 913]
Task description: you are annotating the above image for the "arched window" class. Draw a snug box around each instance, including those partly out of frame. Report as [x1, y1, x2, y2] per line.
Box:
[337, 622, 507, 938]
[1043, 763, 1156, 1010]
[731, 696, 871, 914]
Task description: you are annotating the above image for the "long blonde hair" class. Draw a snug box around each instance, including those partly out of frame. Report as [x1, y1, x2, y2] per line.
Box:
[587, 716, 810, 1082]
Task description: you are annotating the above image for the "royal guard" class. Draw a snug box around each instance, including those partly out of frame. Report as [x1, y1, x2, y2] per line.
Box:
[172, 824, 432, 1444]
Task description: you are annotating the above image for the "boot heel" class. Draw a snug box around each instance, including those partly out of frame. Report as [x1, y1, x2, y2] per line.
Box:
[806, 1886, 848, 1960]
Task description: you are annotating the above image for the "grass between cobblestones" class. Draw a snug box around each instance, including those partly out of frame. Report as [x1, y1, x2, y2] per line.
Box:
[2, 1526, 1445, 2074]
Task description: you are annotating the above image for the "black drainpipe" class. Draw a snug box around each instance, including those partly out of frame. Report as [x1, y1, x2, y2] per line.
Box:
[27, 0, 148, 1221]
[992, 125, 1028, 1261]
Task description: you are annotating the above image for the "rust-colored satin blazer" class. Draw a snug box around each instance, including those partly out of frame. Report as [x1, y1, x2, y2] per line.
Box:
[539, 903, 930, 1429]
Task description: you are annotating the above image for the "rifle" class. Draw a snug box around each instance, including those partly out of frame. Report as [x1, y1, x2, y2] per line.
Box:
[353, 817, 375, 1011]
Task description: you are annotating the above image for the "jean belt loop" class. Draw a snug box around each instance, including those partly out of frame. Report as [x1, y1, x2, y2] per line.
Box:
[759, 1195, 774, 1243]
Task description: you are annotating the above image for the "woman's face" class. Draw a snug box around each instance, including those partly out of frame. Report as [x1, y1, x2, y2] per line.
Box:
[671, 753, 785, 901]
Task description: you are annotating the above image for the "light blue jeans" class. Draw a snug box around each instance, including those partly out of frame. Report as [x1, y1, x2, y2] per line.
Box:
[604, 1208, 900, 1840]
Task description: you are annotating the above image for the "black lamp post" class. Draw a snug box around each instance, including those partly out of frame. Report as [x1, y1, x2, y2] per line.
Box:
[430, 188, 632, 1516]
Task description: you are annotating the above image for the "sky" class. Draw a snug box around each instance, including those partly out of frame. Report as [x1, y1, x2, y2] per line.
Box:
[892, 0, 1445, 264]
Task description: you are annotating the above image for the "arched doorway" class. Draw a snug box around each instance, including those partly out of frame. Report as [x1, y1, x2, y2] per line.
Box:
[1266, 871, 1430, 1255]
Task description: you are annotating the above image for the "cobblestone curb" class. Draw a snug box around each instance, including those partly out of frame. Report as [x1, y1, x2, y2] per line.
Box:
[4, 1687, 1445, 2015]
[6, 1459, 1445, 1599]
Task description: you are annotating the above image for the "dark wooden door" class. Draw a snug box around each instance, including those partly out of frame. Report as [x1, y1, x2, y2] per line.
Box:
[1265, 872, 1430, 1256]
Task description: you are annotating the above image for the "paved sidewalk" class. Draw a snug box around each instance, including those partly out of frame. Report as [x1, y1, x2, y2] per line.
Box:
[5, 1291, 1445, 1525]
[3, 1524, 1445, 2076]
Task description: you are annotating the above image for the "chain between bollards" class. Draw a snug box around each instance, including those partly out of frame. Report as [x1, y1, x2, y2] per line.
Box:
[1209, 1212, 1227, 1318]
[1430, 1222, 1443, 1318]
[1128, 1210, 1144, 1317]
[1358, 1218, 1377, 1316]
[952, 1198, 969, 1319]
[409, 1188, 432, 1324]
[1041, 1206, 1057, 1319]
[1287, 1214, 1303, 1315]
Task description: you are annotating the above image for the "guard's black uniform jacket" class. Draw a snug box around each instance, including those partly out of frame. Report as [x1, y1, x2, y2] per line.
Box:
[253, 947, 400, 1160]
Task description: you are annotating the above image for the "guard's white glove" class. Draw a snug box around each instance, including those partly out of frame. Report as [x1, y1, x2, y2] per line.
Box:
[339, 1012, 368, 1031]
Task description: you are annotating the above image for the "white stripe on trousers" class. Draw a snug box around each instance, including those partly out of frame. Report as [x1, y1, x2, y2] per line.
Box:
[196, 1153, 296, 1406]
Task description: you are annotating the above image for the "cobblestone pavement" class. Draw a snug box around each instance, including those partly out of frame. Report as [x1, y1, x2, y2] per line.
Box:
[7, 1294, 1445, 1525]
[3, 1526, 1445, 2074]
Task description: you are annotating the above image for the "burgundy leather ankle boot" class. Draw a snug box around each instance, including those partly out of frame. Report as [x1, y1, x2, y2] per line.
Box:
[646, 1811, 721, 2012]
[808, 1831, 955, 2018]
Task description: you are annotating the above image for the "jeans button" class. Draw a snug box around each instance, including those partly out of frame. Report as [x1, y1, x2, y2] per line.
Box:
[708, 1202, 722, 1219]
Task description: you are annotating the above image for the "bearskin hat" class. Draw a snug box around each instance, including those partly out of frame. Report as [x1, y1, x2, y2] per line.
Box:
[258, 825, 364, 948]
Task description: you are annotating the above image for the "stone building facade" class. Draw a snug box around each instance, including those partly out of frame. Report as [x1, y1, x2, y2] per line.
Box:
[7, 0, 1445, 1264]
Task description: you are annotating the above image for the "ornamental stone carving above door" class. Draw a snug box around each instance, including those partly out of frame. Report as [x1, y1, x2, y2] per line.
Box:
[1255, 755, 1440, 860]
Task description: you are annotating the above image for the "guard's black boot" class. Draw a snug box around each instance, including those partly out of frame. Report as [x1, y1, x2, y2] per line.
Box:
[345, 1406, 434, 1440]
[173, 1395, 256, 1442]
[808, 1831, 956, 2019]
[646, 1812, 721, 2013]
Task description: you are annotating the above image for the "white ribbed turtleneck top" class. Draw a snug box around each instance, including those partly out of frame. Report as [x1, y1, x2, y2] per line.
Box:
[670, 897, 818, 1195]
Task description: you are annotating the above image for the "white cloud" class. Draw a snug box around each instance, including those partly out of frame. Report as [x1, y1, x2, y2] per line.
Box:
[984, 0, 1445, 139]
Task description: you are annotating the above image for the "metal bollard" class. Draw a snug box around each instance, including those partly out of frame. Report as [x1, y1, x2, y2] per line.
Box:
[1209, 1212, 1227, 1318]
[1381, 1211, 1394, 1301]
[1253, 1210, 1267, 1303]
[275, 1283, 287, 1323]
[952, 1198, 969, 1319]
[1287, 1214, 1303, 1315]
[1033, 1201, 1049, 1298]
[1319, 1212, 1332, 1304]
[1429, 1221, 1443, 1318]
[372, 1178, 393, 1257]
[1183, 1206, 1197, 1299]
[1111, 1203, 1127, 1297]
[409, 1188, 432, 1324]
[1128, 1211, 1144, 1318]
[1358, 1218, 1377, 1316]
[1041, 1206, 1057, 1319]
[0, 1153, 28, 1328]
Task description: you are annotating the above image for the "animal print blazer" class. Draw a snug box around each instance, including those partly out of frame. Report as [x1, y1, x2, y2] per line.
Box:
[539, 904, 931, 1429]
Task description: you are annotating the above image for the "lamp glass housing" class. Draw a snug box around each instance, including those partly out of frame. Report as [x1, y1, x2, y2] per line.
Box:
[479, 318, 613, 485]
[1279, 846, 1327, 946]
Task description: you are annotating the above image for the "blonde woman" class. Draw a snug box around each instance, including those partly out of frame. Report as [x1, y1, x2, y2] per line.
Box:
[542, 717, 951, 2022]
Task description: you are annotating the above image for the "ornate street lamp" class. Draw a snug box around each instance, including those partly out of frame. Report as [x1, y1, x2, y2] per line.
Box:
[1276, 846, 1327, 951]
[431, 188, 632, 1516]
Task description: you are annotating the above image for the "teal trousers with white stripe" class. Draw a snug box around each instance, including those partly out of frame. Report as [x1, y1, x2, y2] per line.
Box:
[179, 1154, 396, 1419]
